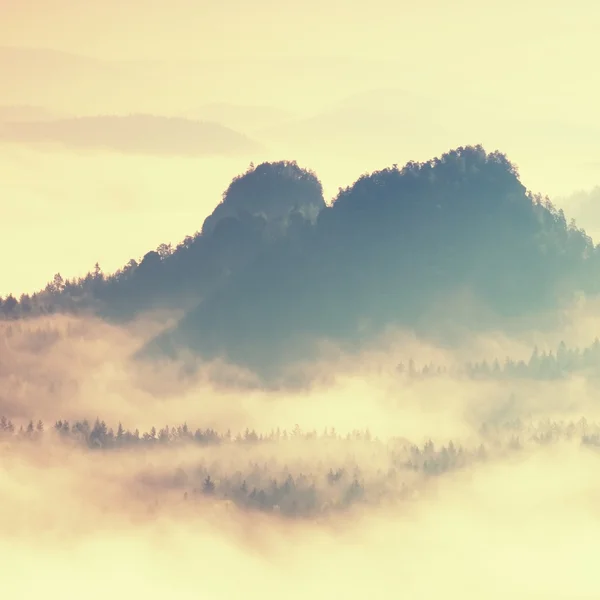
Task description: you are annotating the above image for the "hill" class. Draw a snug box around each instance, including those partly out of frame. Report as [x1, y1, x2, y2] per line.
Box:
[142, 145, 599, 374]
[0, 159, 325, 322]
[2, 145, 598, 376]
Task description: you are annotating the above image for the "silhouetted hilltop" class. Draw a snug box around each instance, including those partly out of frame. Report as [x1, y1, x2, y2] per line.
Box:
[3, 145, 599, 376]
[143, 146, 599, 373]
[201, 160, 325, 236]
[0, 160, 324, 321]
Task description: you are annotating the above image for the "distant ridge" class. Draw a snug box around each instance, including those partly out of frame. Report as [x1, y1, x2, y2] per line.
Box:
[0, 114, 264, 156]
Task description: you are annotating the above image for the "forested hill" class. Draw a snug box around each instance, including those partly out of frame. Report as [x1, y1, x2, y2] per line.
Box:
[0, 160, 326, 320]
[143, 145, 599, 373]
[2, 145, 599, 373]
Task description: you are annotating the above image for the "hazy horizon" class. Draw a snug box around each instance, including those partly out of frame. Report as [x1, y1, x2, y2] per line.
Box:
[1, 30, 599, 296]
[2, 3, 600, 597]
[2, 5, 600, 296]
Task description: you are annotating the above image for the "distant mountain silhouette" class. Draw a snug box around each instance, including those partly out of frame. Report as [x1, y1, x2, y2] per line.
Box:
[0, 114, 263, 156]
[0, 105, 65, 122]
[3, 145, 599, 378]
[179, 103, 295, 135]
[334, 88, 433, 111]
[0, 46, 107, 72]
[0, 47, 123, 112]
[0, 46, 417, 117]
[256, 91, 451, 158]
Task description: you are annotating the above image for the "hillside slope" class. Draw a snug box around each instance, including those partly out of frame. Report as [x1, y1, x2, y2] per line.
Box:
[2, 145, 598, 376]
[142, 145, 599, 373]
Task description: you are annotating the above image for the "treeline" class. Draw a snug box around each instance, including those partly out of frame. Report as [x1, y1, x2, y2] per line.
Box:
[0, 416, 377, 448]
[2, 413, 595, 450]
[2, 414, 599, 517]
[465, 339, 600, 380]
[0, 159, 325, 322]
[2, 318, 600, 383]
[0, 264, 108, 320]
[400, 339, 600, 381]
[0, 243, 197, 321]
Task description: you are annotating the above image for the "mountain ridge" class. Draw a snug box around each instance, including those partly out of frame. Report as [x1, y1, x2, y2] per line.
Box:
[2, 145, 598, 379]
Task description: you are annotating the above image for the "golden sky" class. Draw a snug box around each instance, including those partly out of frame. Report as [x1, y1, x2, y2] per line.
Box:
[0, 0, 595, 63]
[0, 0, 599, 295]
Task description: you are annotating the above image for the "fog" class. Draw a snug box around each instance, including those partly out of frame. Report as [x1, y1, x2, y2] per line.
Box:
[3, 2, 600, 594]
[557, 186, 600, 241]
[1, 310, 600, 599]
[3, 440, 599, 600]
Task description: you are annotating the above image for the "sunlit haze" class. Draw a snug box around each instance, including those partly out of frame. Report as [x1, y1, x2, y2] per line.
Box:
[1, 2, 600, 598]
[1, 0, 600, 293]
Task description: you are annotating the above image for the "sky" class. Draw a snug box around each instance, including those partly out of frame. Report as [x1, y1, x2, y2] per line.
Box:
[1, 0, 596, 64]
[1, 0, 599, 295]
[4, 5, 600, 593]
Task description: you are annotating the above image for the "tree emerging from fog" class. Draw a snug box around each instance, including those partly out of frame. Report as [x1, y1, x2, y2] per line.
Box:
[1, 412, 598, 518]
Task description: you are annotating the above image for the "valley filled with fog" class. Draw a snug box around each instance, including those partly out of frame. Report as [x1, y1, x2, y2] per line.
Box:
[3, 1, 600, 597]
[2, 310, 600, 599]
